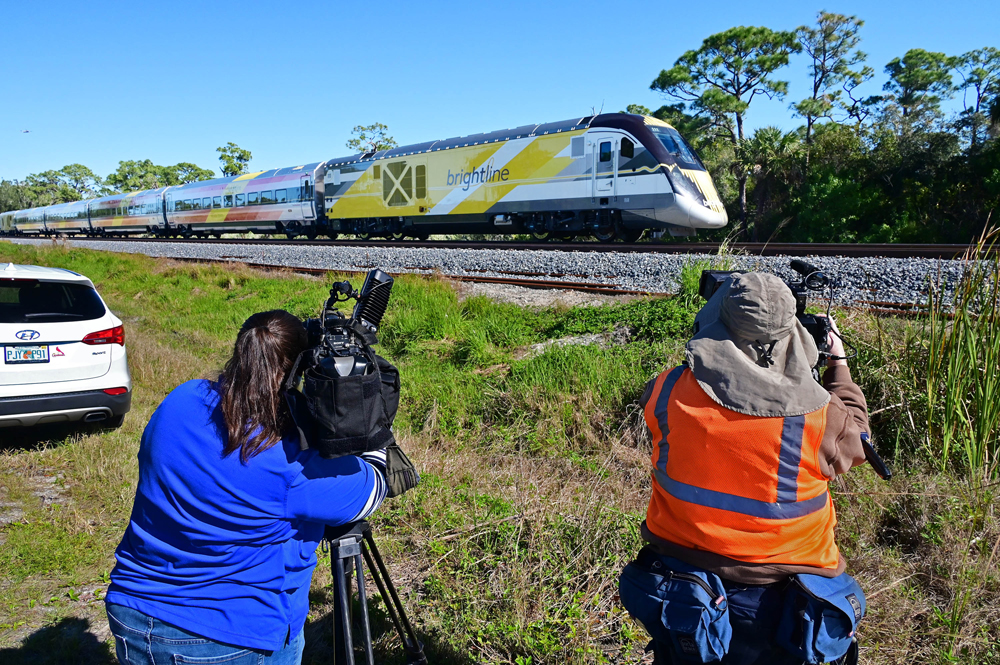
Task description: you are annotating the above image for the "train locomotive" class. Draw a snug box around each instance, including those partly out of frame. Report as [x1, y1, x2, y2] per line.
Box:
[0, 113, 727, 241]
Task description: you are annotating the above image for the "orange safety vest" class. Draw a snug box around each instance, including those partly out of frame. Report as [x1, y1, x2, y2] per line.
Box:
[644, 365, 839, 569]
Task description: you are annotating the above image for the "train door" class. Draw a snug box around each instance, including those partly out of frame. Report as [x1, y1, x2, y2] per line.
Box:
[300, 175, 315, 220]
[591, 134, 618, 201]
[165, 193, 174, 230]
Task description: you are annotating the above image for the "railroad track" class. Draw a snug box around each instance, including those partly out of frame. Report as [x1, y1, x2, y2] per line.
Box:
[161, 256, 935, 316]
[5, 236, 957, 315]
[15, 235, 991, 259]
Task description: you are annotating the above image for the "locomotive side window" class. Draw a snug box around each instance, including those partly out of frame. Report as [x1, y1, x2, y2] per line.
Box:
[213, 197, 222, 208]
[248, 192, 259, 205]
[275, 189, 287, 203]
[599, 141, 612, 162]
[224, 195, 233, 207]
[235, 194, 245, 206]
[571, 136, 584, 157]
[373, 165, 381, 180]
[621, 138, 634, 159]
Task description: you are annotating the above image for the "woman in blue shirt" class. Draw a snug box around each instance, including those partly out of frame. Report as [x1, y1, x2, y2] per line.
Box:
[105, 310, 388, 665]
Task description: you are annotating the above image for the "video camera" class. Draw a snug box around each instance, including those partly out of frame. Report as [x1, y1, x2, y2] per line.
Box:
[698, 261, 891, 480]
[284, 269, 419, 495]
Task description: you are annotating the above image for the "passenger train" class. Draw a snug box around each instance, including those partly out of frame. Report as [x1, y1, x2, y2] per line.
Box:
[0, 113, 727, 241]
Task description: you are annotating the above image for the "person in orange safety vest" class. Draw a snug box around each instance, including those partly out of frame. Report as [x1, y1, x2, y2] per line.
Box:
[626, 272, 870, 665]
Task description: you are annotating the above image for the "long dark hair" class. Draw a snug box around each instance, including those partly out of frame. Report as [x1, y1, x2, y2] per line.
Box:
[218, 310, 307, 463]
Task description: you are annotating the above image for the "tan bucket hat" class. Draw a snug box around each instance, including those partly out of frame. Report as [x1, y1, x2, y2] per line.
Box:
[684, 272, 830, 417]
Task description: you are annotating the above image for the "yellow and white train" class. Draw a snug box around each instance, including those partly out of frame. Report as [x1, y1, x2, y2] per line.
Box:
[0, 113, 727, 241]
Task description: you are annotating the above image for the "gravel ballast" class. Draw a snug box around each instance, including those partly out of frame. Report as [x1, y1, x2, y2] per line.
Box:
[5, 238, 972, 306]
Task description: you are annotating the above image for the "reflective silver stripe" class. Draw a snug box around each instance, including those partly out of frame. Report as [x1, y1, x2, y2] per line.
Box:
[652, 369, 827, 520]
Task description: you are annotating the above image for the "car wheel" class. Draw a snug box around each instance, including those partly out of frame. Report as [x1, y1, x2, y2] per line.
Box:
[102, 414, 126, 429]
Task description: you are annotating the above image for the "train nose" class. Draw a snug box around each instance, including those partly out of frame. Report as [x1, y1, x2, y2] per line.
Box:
[687, 196, 728, 228]
[655, 193, 728, 229]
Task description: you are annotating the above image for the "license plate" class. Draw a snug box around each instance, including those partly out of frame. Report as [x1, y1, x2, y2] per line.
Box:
[4, 345, 50, 364]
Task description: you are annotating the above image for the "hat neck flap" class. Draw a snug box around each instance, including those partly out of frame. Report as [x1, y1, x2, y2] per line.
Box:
[685, 278, 830, 418]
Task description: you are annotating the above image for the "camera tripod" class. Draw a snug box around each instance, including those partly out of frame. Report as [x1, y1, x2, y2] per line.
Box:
[324, 520, 427, 665]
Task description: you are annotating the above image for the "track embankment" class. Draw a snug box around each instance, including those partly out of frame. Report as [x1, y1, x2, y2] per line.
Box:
[5, 237, 973, 311]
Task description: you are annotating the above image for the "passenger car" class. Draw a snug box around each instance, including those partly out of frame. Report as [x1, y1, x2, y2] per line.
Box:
[0, 263, 131, 429]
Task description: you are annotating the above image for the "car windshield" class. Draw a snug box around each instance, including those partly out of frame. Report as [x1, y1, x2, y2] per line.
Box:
[650, 127, 704, 170]
[0, 280, 106, 324]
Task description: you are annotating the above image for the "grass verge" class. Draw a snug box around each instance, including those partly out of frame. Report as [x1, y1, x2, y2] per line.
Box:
[0, 241, 998, 664]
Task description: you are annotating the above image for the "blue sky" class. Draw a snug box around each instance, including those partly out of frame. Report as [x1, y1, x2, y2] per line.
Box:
[1, 0, 997, 182]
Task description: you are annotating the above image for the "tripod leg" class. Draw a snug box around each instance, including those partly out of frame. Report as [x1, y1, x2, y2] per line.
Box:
[331, 556, 355, 665]
[360, 545, 407, 640]
[354, 552, 374, 665]
[362, 532, 427, 665]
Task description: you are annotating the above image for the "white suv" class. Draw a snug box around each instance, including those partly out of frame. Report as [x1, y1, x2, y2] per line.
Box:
[0, 263, 132, 429]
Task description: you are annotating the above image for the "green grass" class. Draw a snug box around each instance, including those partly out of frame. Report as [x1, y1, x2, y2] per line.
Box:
[2, 241, 1000, 664]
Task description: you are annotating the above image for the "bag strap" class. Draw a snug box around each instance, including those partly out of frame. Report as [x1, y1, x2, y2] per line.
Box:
[284, 348, 310, 392]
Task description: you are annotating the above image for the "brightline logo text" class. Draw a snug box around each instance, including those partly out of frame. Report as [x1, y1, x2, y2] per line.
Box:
[447, 159, 510, 191]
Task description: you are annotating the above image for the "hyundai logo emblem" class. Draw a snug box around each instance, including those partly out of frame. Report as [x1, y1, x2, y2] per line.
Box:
[15, 330, 40, 341]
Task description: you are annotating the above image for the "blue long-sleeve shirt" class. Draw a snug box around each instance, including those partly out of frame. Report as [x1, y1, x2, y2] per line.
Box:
[107, 379, 386, 651]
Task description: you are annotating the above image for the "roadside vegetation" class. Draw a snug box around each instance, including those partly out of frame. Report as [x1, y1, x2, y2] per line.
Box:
[1, 241, 999, 664]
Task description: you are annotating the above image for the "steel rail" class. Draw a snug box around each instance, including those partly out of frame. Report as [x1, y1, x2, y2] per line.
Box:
[166, 257, 654, 296]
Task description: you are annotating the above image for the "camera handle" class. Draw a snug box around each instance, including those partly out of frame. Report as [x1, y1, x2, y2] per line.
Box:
[861, 433, 892, 481]
[325, 520, 427, 665]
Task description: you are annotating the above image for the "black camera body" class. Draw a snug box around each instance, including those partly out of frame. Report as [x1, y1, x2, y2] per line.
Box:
[303, 269, 395, 379]
[698, 260, 833, 368]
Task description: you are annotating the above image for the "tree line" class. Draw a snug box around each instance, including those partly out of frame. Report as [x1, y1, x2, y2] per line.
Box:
[0, 143, 253, 213]
[631, 12, 1000, 243]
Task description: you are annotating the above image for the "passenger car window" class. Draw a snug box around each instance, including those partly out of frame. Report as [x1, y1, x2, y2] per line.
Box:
[248, 192, 259, 205]
[235, 194, 245, 206]
[224, 195, 233, 207]
[260, 190, 274, 204]
[0, 280, 106, 324]
[275, 189, 287, 203]
[600, 141, 612, 162]
[213, 196, 222, 208]
[202, 197, 212, 208]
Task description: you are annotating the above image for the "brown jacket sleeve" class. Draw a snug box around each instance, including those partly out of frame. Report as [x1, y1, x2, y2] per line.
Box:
[818, 365, 869, 479]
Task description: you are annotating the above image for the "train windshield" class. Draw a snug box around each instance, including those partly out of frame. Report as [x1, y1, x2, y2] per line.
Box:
[650, 127, 704, 170]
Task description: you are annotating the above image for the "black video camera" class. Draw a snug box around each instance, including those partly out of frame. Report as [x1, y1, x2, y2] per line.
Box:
[699, 260, 834, 370]
[303, 269, 395, 378]
[284, 269, 419, 495]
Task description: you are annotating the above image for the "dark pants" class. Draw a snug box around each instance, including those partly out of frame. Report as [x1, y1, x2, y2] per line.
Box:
[651, 580, 805, 665]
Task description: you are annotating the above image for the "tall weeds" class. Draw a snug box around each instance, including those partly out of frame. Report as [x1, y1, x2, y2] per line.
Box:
[925, 229, 1000, 479]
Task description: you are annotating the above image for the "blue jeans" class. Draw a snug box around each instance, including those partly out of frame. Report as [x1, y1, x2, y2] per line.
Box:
[106, 603, 305, 665]
[652, 581, 805, 665]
